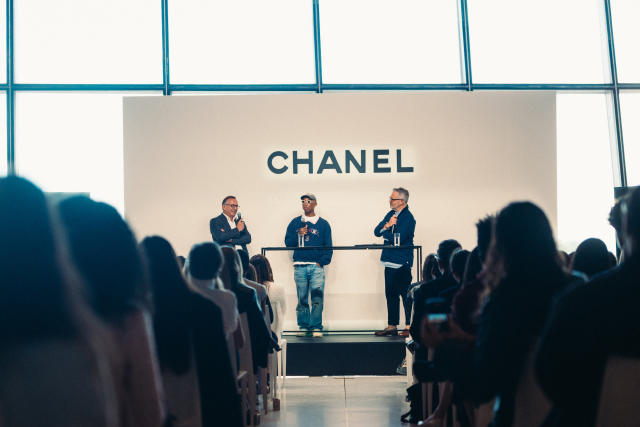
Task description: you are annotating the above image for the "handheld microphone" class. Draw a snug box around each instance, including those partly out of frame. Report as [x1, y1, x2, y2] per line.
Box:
[237, 212, 242, 221]
[392, 210, 399, 232]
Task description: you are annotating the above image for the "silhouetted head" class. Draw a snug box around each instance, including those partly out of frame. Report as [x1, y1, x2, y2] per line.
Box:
[220, 246, 243, 291]
[187, 242, 223, 281]
[485, 201, 561, 287]
[450, 249, 470, 283]
[571, 238, 610, 278]
[59, 196, 145, 322]
[250, 254, 274, 285]
[476, 215, 494, 264]
[437, 239, 462, 273]
[622, 187, 640, 257]
[0, 176, 76, 342]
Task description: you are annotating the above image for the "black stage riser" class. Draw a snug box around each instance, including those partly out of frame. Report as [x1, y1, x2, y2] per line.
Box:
[286, 335, 406, 376]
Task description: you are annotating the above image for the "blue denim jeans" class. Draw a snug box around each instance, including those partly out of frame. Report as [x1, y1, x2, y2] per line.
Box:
[294, 264, 325, 330]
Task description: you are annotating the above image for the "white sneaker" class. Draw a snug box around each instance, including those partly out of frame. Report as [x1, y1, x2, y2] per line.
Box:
[312, 330, 323, 338]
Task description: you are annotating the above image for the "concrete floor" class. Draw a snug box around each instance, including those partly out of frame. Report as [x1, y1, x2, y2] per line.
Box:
[261, 376, 410, 427]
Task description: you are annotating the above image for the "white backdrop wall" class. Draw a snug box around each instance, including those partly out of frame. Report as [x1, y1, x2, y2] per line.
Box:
[123, 91, 556, 330]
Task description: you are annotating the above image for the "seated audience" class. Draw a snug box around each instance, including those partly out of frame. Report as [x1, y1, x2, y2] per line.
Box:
[410, 239, 461, 344]
[422, 202, 575, 427]
[251, 254, 287, 341]
[238, 249, 270, 315]
[0, 177, 118, 427]
[59, 196, 166, 427]
[142, 236, 243, 427]
[220, 246, 273, 372]
[571, 237, 612, 279]
[535, 188, 640, 427]
[438, 249, 470, 306]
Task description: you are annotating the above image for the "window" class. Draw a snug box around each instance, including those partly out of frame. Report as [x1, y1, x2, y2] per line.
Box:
[320, 0, 463, 84]
[169, 0, 315, 84]
[556, 93, 616, 252]
[620, 91, 640, 186]
[15, 92, 160, 213]
[610, 0, 640, 83]
[14, 0, 162, 83]
[469, 0, 609, 84]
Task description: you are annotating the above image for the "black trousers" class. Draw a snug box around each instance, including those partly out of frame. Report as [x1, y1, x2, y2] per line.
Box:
[384, 265, 412, 326]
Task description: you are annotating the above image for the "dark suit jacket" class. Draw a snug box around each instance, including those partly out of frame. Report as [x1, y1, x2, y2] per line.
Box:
[535, 254, 640, 427]
[210, 213, 252, 252]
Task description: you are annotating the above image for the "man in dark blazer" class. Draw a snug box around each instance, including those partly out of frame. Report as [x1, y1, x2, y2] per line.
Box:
[210, 195, 252, 252]
[535, 187, 640, 427]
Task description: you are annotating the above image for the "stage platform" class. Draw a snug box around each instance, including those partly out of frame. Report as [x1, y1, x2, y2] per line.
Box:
[284, 333, 406, 376]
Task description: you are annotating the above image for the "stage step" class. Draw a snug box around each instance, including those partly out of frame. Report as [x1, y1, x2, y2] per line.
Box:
[285, 334, 406, 376]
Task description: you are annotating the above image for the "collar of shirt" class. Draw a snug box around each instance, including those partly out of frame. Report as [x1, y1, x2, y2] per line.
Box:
[225, 214, 237, 229]
[302, 214, 319, 224]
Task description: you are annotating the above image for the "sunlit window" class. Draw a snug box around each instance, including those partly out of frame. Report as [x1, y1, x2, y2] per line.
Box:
[320, 0, 463, 84]
[169, 0, 315, 84]
[15, 92, 160, 213]
[611, 0, 640, 83]
[469, 0, 609, 84]
[556, 93, 616, 253]
[14, 0, 162, 83]
[620, 92, 640, 186]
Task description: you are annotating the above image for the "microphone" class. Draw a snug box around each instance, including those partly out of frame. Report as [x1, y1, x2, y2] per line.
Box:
[237, 212, 242, 221]
[391, 210, 399, 232]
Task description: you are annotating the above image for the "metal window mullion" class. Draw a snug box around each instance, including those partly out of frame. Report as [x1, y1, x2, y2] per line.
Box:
[161, 0, 170, 95]
[6, 0, 13, 175]
[312, 0, 323, 93]
[604, 0, 627, 188]
[460, 0, 473, 91]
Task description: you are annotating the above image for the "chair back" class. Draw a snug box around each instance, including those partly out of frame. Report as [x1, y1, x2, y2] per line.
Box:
[512, 343, 551, 427]
[596, 356, 640, 427]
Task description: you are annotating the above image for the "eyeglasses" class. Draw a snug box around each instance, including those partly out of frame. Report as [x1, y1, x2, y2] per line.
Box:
[224, 204, 239, 208]
[389, 198, 403, 202]
[301, 200, 314, 205]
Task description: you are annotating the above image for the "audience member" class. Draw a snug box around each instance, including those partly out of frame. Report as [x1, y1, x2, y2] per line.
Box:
[251, 254, 287, 341]
[422, 202, 575, 427]
[437, 249, 470, 306]
[410, 239, 461, 344]
[571, 237, 611, 279]
[142, 236, 243, 427]
[59, 196, 166, 427]
[535, 188, 640, 427]
[220, 246, 273, 372]
[0, 177, 118, 427]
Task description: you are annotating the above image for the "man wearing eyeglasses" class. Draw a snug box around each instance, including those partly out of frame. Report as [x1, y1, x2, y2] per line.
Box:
[374, 187, 415, 337]
[210, 195, 252, 252]
[284, 193, 333, 337]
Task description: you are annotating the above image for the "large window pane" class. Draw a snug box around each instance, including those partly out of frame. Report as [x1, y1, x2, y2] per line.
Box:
[320, 0, 462, 84]
[169, 0, 315, 84]
[0, 93, 6, 176]
[620, 92, 640, 186]
[15, 1, 162, 83]
[557, 93, 616, 253]
[611, 0, 640, 83]
[0, 3, 6, 83]
[15, 92, 160, 213]
[469, 0, 608, 84]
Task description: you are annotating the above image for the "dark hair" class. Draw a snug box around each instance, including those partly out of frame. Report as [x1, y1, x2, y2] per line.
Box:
[608, 251, 617, 267]
[59, 196, 145, 322]
[450, 249, 470, 282]
[187, 242, 223, 281]
[245, 264, 257, 281]
[176, 255, 186, 269]
[437, 239, 462, 272]
[141, 236, 192, 374]
[0, 176, 77, 343]
[422, 253, 441, 281]
[220, 246, 243, 291]
[237, 249, 251, 278]
[250, 254, 274, 285]
[461, 247, 483, 286]
[609, 196, 626, 236]
[571, 238, 611, 279]
[221, 195, 237, 206]
[485, 201, 562, 288]
[476, 215, 494, 263]
[623, 187, 640, 242]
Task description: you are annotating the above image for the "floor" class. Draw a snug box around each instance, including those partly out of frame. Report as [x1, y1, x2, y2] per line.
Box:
[261, 376, 411, 427]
